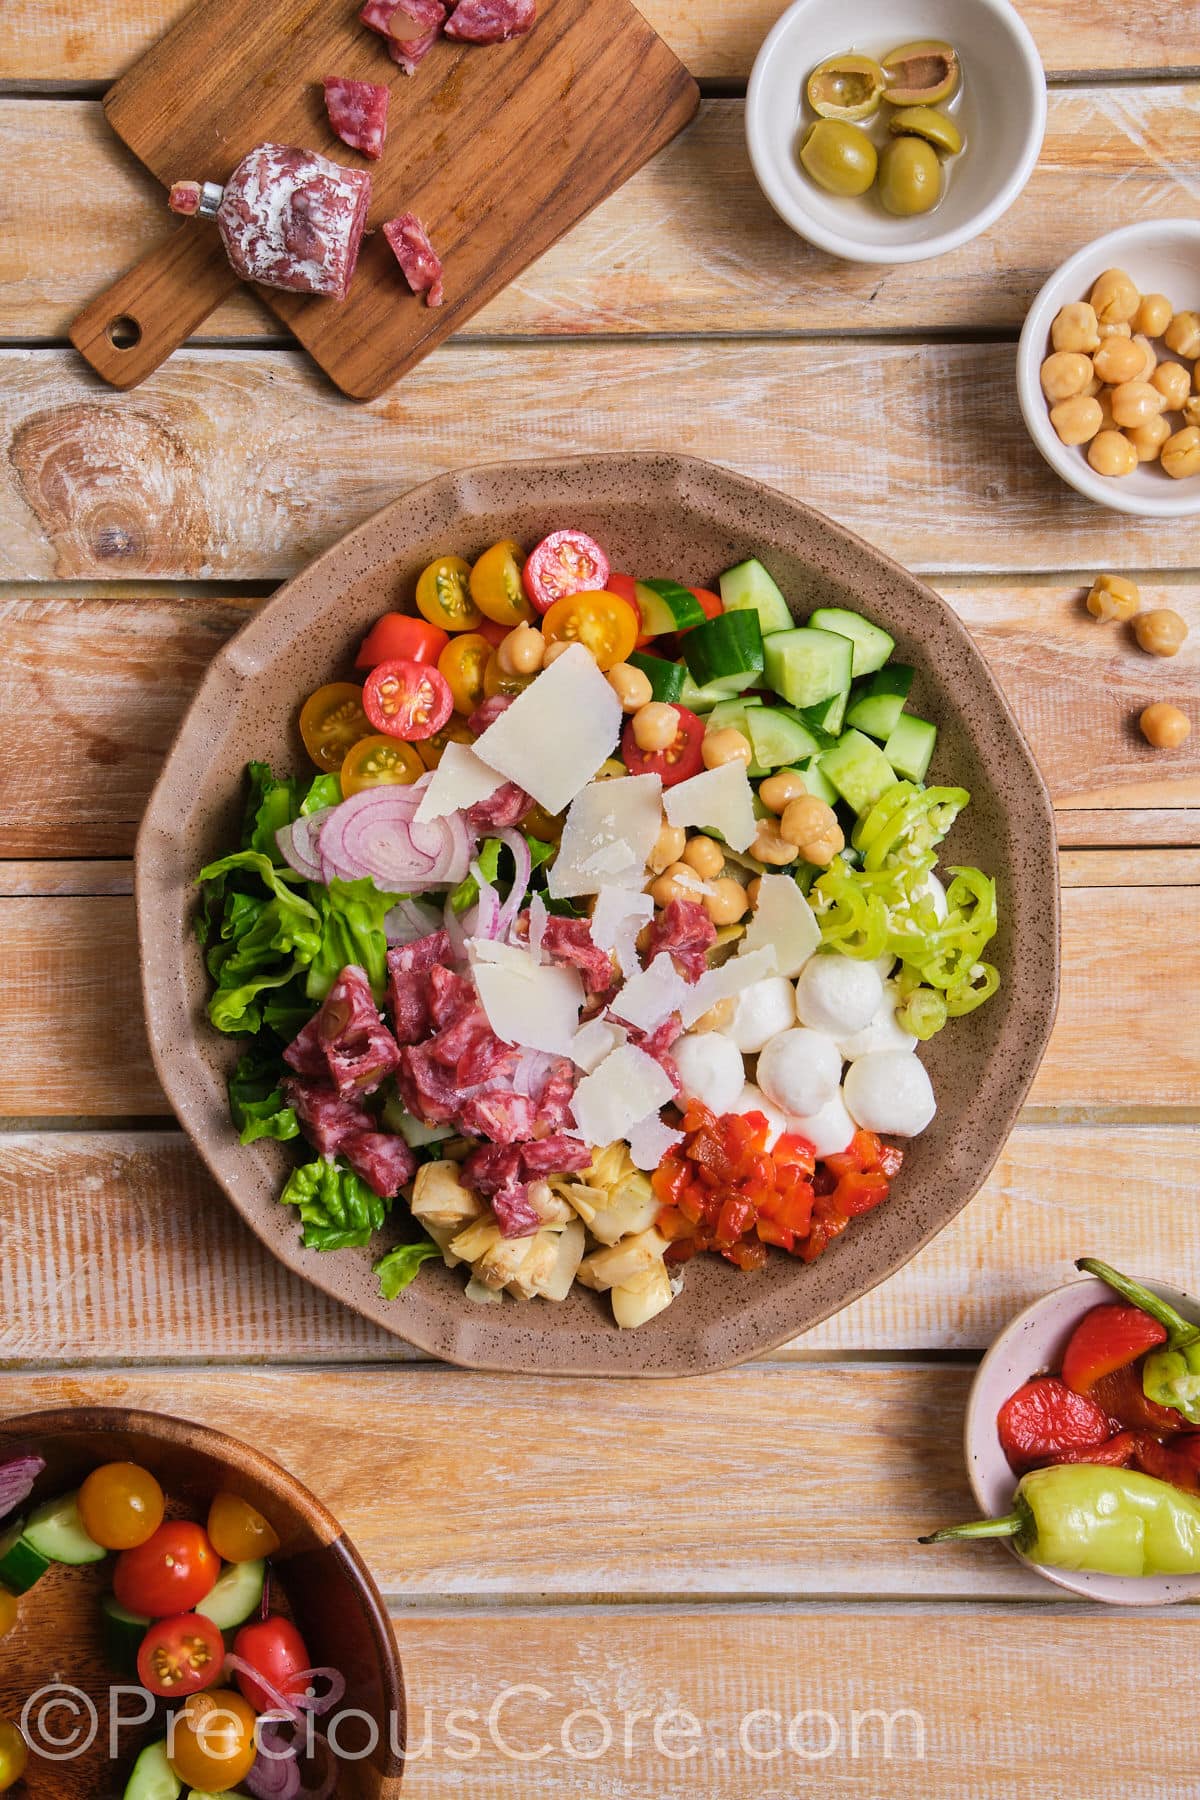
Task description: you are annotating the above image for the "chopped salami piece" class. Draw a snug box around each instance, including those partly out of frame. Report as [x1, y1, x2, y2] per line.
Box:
[521, 1132, 590, 1176]
[360, 0, 445, 37]
[341, 1129, 417, 1198]
[445, 0, 535, 42]
[387, 25, 441, 74]
[387, 930, 451, 1043]
[541, 915, 617, 996]
[627, 1016, 683, 1095]
[311, 965, 402, 1098]
[467, 694, 513, 736]
[323, 77, 391, 160]
[399, 1041, 462, 1123]
[460, 1091, 538, 1144]
[456, 1024, 519, 1089]
[463, 1140, 522, 1194]
[535, 1062, 577, 1134]
[282, 1013, 331, 1080]
[465, 779, 533, 831]
[427, 964, 478, 1030]
[643, 898, 716, 981]
[212, 143, 371, 301]
[168, 180, 203, 216]
[282, 1076, 374, 1157]
[383, 213, 445, 307]
[491, 1179, 542, 1238]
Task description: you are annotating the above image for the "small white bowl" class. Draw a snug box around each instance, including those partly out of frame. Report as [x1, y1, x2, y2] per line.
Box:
[746, 0, 1046, 265]
[1018, 220, 1200, 518]
[965, 1271, 1200, 1605]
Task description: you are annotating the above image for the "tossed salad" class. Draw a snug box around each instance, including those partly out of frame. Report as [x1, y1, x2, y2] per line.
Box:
[197, 530, 1000, 1328]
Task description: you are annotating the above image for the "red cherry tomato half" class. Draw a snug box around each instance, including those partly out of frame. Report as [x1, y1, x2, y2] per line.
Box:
[686, 586, 724, 623]
[114, 1523, 220, 1619]
[137, 1612, 225, 1698]
[621, 704, 705, 788]
[233, 1617, 312, 1715]
[605, 573, 650, 646]
[362, 659, 454, 742]
[355, 612, 449, 670]
[522, 530, 610, 616]
[473, 616, 509, 648]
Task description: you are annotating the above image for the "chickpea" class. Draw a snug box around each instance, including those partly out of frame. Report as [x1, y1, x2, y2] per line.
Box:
[1040, 351, 1094, 404]
[1087, 430, 1138, 478]
[1136, 293, 1173, 339]
[703, 877, 750, 927]
[1164, 311, 1200, 359]
[1140, 702, 1191, 749]
[1111, 380, 1166, 429]
[1095, 386, 1118, 431]
[1096, 319, 1133, 340]
[1126, 415, 1171, 463]
[498, 622, 545, 676]
[606, 661, 653, 713]
[750, 820, 799, 866]
[649, 861, 702, 907]
[692, 995, 735, 1033]
[1051, 302, 1101, 355]
[1133, 608, 1189, 657]
[1090, 267, 1140, 326]
[746, 877, 762, 909]
[632, 701, 679, 753]
[758, 769, 809, 813]
[1093, 336, 1145, 386]
[682, 834, 726, 879]
[1183, 396, 1200, 431]
[542, 638, 574, 666]
[779, 793, 845, 866]
[701, 727, 753, 770]
[1086, 572, 1141, 623]
[1151, 360, 1191, 410]
[647, 821, 686, 874]
[1050, 395, 1103, 447]
[1162, 426, 1200, 480]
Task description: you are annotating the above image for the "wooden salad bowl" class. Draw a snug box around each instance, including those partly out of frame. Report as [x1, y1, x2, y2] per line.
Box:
[136, 453, 1060, 1376]
[0, 1407, 405, 1797]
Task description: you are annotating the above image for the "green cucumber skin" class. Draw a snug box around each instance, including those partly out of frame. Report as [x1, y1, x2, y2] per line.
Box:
[101, 1594, 151, 1675]
[682, 612, 765, 689]
[808, 607, 895, 678]
[0, 1517, 50, 1593]
[883, 714, 938, 783]
[718, 558, 793, 636]
[23, 1493, 106, 1567]
[195, 1556, 265, 1630]
[635, 579, 705, 636]
[626, 650, 685, 705]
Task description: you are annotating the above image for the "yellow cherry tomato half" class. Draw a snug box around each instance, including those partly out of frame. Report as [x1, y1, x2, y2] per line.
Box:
[438, 631, 494, 716]
[469, 539, 533, 628]
[0, 1721, 28, 1794]
[340, 734, 425, 797]
[78, 1462, 166, 1552]
[416, 555, 482, 632]
[298, 682, 371, 773]
[482, 648, 536, 702]
[168, 1689, 257, 1793]
[416, 716, 475, 771]
[206, 1492, 281, 1565]
[542, 590, 639, 670]
[0, 1591, 18, 1642]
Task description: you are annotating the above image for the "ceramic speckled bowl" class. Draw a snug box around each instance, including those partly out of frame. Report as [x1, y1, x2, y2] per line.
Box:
[136, 454, 1059, 1376]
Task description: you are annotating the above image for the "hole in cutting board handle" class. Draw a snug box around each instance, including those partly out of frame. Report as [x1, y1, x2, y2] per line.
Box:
[106, 315, 143, 351]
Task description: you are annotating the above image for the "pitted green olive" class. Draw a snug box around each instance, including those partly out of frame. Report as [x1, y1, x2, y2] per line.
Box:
[877, 135, 942, 215]
[887, 105, 962, 155]
[798, 119, 878, 197]
[805, 53, 886, 122]
[881, 39, 961, 106]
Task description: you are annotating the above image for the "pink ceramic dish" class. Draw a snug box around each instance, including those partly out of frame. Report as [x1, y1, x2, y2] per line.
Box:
[965, 1273, 1200, 1605]
[136, 454, 1059, 1376]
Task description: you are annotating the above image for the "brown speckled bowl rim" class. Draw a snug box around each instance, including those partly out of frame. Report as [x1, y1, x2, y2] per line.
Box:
[136, 453, 1060, 1378]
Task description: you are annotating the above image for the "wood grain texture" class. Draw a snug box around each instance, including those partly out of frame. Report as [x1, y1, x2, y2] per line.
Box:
[2, 0, 1196, 83]
[7, 90, 1200, 342]
[7, 350, 1200, 583]
[2, 1125, 1195, 1364]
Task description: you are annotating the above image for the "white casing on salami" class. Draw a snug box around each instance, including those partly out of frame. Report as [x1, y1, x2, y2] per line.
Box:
[214, 143, 372, 301]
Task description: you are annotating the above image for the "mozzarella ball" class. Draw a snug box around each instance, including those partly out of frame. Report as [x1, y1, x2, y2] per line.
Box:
[786, 1091, 856, 1157]
[737, 1081, 790, 1150]
[872, 953, 896, 981]
[921, 872, 948, 921]
[672, 1031, 746, 1117]
[837, 982, 919, 1060]
[757, 1028, 843, 1117]
[727, 976, 798, 1054]
[843, 1051, 936, 1138]
[794, 953, 884, 1037]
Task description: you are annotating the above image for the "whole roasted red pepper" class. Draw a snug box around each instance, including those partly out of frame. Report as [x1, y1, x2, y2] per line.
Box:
[996, 1376, 1114, 1473]
[1061, 1303, 1168, 1395]
[1085, 1359, 1190, 1437]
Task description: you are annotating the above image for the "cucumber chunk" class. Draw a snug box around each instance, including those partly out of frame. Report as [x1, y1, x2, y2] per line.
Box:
[718, 558, 793, 635]
[763, 627, 853, 709]
[820, 730, 899, 815]
[746, 708, 822, 770]
[23, 1493, 106, 1566]
[0, 1516, 49, 1593]
[102, 1593, 151, 1675]
[798, 757, 840, 808]
[123, 1740, 182, 1800]
[845, 664, 914, 741]
[808, 607, 895, 678]
[797, 691, 849, 738]
[678, 670, 759, 712]
[196, 1557, 265, 1631]
[626, 650, 685, 705]
[682, 611, 764, 689]
[883, 713, 938, 783]
[634, 579, 705, 636]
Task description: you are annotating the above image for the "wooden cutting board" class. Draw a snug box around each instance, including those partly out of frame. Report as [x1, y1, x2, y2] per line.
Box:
[70, 0, 698, 399]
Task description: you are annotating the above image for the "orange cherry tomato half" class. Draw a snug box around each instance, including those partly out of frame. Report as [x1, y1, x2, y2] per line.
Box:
[0, 1720, 28, 1792]
[542, 591, 639, 671]
[523, 529, 610, 615]
[340, 734, 426, 796]
[416, 716, 475, 771]
[355, 611, 448, 669]
[362, 659, 453, 742]
[206, 1493, 281, 1565]
[0, 1591, 18, 1642]
[138, 1612, 225, 1698]
[416, 555, 481, 632]
[438, 631, 494, 716]
[78, 1462, 165, 1551]
[469, 540, 533, 627]
[114, 1522, 220, 1619]
[298, 682, 371, 773]
[168, 1689, 257, 1792]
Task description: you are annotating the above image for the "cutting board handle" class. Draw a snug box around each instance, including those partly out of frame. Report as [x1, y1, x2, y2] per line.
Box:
[70, 224, 239, 389]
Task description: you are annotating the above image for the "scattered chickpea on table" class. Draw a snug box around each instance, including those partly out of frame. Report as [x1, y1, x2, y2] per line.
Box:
[1084, 573, 1192, 752]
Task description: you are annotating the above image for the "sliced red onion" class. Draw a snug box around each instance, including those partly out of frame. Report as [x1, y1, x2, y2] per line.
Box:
[512, 1047, 558, 1097]
[384, 897, 443, 945]
[244, 1738, 301, 1800]
[469, 861, 501, 940]
[276, 810, 334, 882]
[224, 1653, 304, 1721]
[0, 1454, 44, 1520]
[292, 1668, 347, 1717]
[526, 893, 548, 962]
[318, 785, 471, 892]
[493, 828, 533, 938]
[443, 888, 468, 962]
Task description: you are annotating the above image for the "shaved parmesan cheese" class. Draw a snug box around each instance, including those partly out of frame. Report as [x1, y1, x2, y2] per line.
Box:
[548, 773, 663, 899]
[471, 644, 622, 815]
[590, 887, 654, 978]
[414, 740, 505, 823]
[570, 1017, 628, 1073]
[627, 1111, 684, 1171]
[663, 760, 757, 852]
[527, 892, 548, 963]
[610, 952, 689, 1033]
[738, 873, 820, 977]
[473, 950, 584, 1056]
[679, 944, 779, 1027]
[570, 1045, 675, 1146]
[468, 939, 532, 971]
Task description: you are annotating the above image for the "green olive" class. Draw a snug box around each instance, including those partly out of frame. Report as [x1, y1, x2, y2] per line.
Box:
[806, 53, 886, 123]
[798, 119, 878, 197]
[877, 135, 942, 215]
[888, 105, 962, 155]
[881, 39, 961, 106]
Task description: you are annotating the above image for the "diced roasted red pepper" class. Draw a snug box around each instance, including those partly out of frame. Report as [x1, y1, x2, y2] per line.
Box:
[1045, 1430, 1139, 1470]
[1060, 1303, 1169, 1396]
[996, 1376, 1114, 1473]
[1087, 1359, 1191, 1438]
[832, 1168, 891, 1218]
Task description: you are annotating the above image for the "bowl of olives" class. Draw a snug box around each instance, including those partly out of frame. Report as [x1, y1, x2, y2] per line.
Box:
[746, 0, 1046, 264]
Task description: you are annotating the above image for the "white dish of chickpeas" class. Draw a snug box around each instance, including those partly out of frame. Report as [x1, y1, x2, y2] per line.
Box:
[1018, 220, 1200, 517]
